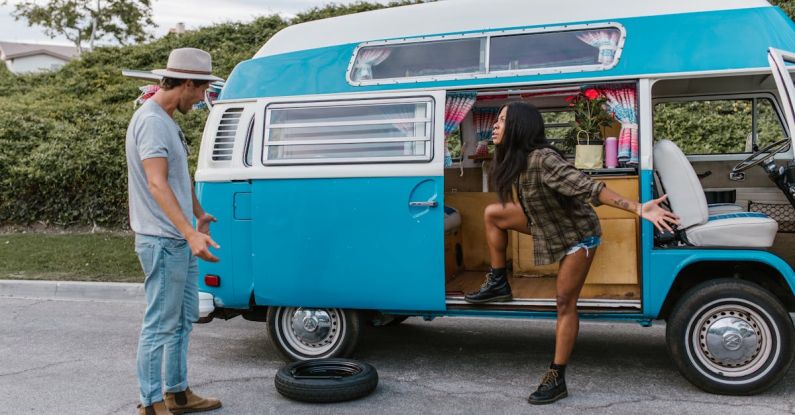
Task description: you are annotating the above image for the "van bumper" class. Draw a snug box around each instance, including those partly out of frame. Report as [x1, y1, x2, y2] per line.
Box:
[197, 291, 215, 323]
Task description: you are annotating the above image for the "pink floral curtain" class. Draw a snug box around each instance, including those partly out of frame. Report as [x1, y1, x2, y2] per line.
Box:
[472, 107, 500, 157]
[444, 92, 477, 166]
[601, 87, 638, 166]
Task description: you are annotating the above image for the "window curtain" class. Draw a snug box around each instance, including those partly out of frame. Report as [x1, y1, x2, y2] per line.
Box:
[577, 30, 620, 64]
[352, 47, 392, 81]
[602, 88, 638, 166]
[444, 92, 477, 167]
[472, 107, 500, 157]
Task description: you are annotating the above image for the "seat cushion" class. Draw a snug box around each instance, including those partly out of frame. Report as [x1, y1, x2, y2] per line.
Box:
[707, 203, 745, 215]
[685, 212, 778, 247]
[444, 205, 461, 233]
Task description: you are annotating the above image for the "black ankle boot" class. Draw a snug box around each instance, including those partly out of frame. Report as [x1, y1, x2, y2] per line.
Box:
[527, 367, 568, 405]
[464, 269, 512, 303]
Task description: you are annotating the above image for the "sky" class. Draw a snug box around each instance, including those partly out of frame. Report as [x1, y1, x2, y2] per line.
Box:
[0, 0, 394, 46]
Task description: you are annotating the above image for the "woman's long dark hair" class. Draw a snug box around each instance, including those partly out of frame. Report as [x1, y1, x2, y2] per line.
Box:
[490, 102, 574, 211]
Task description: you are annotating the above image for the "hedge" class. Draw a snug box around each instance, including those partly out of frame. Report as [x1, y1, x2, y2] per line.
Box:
[0, 1, 792, 227]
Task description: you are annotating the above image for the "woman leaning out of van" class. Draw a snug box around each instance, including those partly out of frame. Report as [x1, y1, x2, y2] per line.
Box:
[464, 102, 679, 404]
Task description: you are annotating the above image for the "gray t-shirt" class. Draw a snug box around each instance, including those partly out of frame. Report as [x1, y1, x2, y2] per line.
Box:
[126, 100, 193, 240]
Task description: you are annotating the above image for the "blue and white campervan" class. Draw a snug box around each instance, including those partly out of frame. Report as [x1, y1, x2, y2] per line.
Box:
[194, 0, 795, 394]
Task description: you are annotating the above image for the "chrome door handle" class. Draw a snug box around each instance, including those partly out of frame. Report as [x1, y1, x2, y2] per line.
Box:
[409, 201, 438, 207]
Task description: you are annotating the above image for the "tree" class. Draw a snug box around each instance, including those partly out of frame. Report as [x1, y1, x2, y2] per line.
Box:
[7, 0, 155, 54]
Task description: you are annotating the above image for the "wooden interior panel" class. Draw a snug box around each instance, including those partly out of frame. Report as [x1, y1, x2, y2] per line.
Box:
[593, 176, 640, 219]
[445, 192, 506, 269]
[511, 176, 640, 285]
[446, 271, 640, 300]
[511, 218, 638, 284]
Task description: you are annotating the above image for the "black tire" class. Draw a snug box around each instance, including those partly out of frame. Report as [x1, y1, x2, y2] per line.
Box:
[267, 306, 360, 361]
[274, 358, 378, 403]
[666, 278, 794, 395]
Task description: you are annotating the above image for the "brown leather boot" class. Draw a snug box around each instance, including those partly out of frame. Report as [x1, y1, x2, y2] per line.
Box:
[136, 401, 172, 415]
[164, 388, 222, 414]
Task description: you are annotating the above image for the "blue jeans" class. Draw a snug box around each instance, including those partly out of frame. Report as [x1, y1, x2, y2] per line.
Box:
[135, 234, 198, 406]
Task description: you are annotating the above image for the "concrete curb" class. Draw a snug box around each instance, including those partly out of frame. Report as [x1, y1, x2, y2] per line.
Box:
[0, 280, 144, 303]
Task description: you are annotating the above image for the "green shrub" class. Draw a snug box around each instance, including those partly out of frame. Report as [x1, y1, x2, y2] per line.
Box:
[0, 4, 406, 228]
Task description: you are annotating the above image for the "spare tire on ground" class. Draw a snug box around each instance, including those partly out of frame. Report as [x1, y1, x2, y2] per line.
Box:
[274, 358, 378, 403]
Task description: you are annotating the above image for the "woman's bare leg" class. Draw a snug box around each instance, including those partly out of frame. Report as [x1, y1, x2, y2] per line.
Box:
[465, 202, 531, 303]
[553, 247, 597, 365]
[483, 202, 531, 268]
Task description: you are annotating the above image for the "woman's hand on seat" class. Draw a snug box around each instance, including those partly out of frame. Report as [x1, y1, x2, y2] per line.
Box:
[641, 195, 680, 233]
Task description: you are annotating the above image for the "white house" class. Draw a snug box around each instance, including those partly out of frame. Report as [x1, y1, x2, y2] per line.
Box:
[0, 42, 79, 74]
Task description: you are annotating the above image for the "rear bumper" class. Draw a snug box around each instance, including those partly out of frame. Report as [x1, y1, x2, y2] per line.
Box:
[197, 291, 215, 323]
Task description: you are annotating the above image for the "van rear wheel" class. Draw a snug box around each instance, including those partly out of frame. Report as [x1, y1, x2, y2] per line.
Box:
[666, 279, 794, 395]
[267, 306, 360, 361]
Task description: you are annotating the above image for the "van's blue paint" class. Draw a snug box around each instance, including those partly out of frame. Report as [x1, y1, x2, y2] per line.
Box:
[639, 169, 655, 317]
[248, 176, 445, 311]
[196, 182, 254, 309]
[221, 7, 795, 101]
[646, 250, 795, 318]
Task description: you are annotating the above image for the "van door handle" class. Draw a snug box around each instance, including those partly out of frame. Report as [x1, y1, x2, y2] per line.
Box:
[409, 201, 438, 208]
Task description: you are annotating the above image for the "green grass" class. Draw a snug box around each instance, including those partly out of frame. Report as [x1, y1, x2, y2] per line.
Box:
[0, 233, 143, 283]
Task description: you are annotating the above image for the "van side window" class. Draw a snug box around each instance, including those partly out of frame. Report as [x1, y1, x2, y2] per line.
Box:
[490, 28, 621, 72]
[349, 24, 624, 84]
[653, 97, 784, 155]
[263, 98, 434, 165]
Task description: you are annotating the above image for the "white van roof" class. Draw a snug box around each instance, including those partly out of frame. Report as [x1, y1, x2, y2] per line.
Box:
[256, 0, 771, 58]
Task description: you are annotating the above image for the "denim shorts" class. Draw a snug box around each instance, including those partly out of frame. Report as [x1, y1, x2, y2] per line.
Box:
[564, 235, 601, 257]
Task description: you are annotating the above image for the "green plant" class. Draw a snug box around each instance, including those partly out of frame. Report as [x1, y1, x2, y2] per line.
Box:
[566, 88, 614, 145]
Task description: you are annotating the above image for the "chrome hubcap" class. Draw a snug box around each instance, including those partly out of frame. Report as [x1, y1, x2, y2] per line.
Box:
[691, 303, 772, 378]
[290, 309, 333, 345]
[278, 307, 344, 357]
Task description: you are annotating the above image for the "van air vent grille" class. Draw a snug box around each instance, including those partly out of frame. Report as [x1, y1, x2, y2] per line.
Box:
[212, 107, 244, 162]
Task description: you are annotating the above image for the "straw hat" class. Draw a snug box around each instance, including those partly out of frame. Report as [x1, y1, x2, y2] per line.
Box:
[152, 48, 224, 82]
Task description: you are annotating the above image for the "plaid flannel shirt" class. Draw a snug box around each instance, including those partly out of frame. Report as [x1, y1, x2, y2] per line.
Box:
[516, 148, 605, 265]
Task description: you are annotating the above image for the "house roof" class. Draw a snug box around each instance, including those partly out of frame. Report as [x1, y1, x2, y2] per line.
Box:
[255, 0, 772, 58]
[0, 41, 79, 61]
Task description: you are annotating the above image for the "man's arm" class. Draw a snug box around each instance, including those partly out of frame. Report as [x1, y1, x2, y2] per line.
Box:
[192, 185, 216, 236]
[142, 158, 219, 262]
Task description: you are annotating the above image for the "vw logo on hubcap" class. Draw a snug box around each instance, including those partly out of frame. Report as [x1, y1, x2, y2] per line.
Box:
[723, 332, 743, 351]
[303, 317, 319, 332]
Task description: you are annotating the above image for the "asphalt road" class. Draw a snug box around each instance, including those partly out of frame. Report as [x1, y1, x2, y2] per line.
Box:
[1, 297, 794, 415]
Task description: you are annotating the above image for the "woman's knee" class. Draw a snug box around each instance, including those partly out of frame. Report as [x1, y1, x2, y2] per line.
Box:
[556, 293, 577, 314]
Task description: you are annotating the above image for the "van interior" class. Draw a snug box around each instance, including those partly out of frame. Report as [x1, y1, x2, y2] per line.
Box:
[441, 76, 795, 313]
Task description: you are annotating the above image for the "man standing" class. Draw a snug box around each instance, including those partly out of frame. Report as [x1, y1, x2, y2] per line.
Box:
[126, 48, 223, 415]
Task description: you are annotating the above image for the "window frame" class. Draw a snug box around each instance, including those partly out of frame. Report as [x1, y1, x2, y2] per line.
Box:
[262, 96, 436, 166]
[346, 22, 626, 86]
[652, 92, 788, 158]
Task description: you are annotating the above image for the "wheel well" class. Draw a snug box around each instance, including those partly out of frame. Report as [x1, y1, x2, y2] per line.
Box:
[658, 261, 795, 320]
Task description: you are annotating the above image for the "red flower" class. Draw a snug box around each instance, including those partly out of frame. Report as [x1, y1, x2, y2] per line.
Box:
[584, 89, 599, 100]
[564, 95, 575, 103]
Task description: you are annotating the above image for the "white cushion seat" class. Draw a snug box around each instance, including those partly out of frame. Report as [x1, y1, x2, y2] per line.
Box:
[707, 203, 745, 215]
[685, 212, 778, 247]
[444, 205, 461, 233]
[653, 140, 778, 248]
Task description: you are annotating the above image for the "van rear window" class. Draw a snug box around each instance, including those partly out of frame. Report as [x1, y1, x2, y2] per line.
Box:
[348, 24, 624, 85]
[263, 98, 434, 165]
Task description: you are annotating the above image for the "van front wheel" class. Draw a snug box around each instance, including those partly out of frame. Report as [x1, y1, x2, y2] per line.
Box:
[267, 306, 360, 361]
[666, 279, 794, 395]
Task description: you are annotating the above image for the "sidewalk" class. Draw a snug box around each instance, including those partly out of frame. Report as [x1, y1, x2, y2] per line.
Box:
[0, 279, 144, 302]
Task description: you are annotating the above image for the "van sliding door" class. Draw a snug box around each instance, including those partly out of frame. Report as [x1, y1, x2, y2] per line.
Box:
[250, 90, 447, 311]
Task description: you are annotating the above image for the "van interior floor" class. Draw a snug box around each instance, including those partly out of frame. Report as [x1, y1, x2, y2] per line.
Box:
[445, 271, 641, 311]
